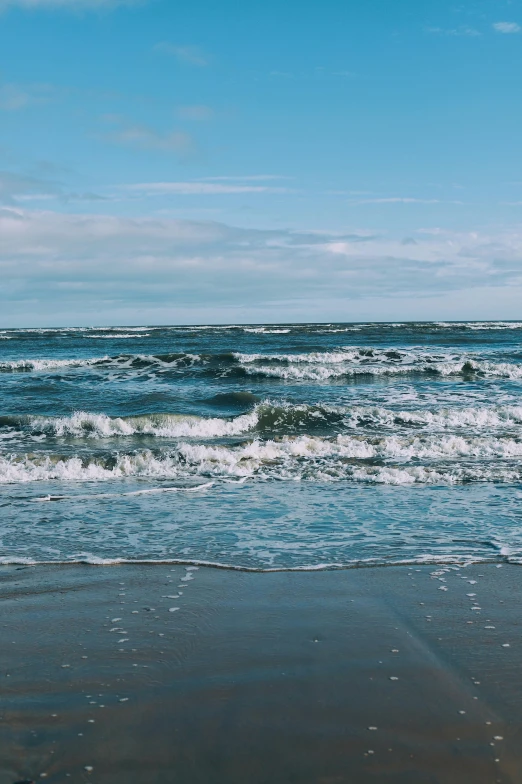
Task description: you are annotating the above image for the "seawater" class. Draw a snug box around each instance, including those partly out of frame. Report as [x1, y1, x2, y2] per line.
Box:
[1, 322, 522, 568]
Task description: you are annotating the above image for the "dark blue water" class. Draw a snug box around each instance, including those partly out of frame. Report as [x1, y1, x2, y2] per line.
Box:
[1, 322, 522, 568]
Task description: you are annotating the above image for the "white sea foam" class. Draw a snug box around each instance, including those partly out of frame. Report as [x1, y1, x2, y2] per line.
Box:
[434, 321, 522, 330]
[34, 481, 214, 501]
[242, 328, 291, 334]
[2, 432, 522, 484]
[0, 452, 184, 482]
[1, 554, 518, 568]
[101, 327, 153, 332]
[88, 334, 150, 339]
[13, 327, 90, 333]
[343, 403, 522, 430]
[184, 325, 242, 331]
[235, 349, 362, 364]
[174, 433, 522, 473]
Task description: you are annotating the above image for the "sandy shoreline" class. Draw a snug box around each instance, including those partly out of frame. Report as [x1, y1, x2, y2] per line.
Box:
[1, 563, 521, 783]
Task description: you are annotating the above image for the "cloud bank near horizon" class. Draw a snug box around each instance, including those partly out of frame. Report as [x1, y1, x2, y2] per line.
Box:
[2, 206, 522, 326]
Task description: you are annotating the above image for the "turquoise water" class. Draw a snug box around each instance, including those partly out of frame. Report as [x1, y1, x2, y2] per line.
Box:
[1, 322, 522, 568]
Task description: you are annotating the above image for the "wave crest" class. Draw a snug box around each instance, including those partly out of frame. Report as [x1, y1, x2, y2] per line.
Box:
[3, 432, 522, 484]
[3, 401, 522, 441]
[233, 349, 522, 380]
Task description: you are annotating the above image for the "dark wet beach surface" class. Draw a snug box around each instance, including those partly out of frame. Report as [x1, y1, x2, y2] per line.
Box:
[1, 563, 521, 783]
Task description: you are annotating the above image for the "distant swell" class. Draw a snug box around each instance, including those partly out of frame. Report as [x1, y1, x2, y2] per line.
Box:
[3, 347, 522, 380]
[233, 350, 522, 380]
[0, 352, 204, 373]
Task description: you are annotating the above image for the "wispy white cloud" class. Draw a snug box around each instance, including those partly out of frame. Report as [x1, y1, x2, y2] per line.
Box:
[0, 170, 109, 204]
[0, 82, 61, 111]
[200, 175, 292, 182]
[493, 21, 521, 34]
[348, 197, 464, 205]
[0, 171, 60, 202]
[258, 68, 356, 83]
[424, 25, 481, 37]
[176, 105, 214, 121]
[154, 42, 209, 66]
[124, 181, 295, 195]
[99, 118, 196, 158]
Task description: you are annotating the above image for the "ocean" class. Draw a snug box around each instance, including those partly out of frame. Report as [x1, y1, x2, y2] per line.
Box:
[1, 321, 522, 569]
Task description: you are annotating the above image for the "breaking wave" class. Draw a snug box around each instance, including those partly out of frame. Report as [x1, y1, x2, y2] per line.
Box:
[0, 357, 111, 372]
[433, 321, 522, 331]
[3, 401, 522, 441]
[0, 352, 203, 373]
[4, 410, 259, 439]
[88, 333, 150, 339]
[242, 327, 291, 334]
[2, 431, 522, 484]
[234, 349, 522, 380]
[3, 400, 522, 442]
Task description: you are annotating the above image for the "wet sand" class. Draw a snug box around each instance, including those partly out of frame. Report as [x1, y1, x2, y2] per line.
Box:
[1, 563, 521, 784]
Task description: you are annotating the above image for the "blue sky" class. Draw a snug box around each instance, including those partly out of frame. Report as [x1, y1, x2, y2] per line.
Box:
[1, 0, 522, 325]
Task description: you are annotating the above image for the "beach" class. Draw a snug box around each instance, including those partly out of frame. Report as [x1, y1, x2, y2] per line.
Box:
[2, 322, 522, 782]
[1, 562, 521, 784]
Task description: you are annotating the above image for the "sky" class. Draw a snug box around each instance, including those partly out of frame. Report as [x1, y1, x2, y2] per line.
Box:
[1, 0, 522, 326]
